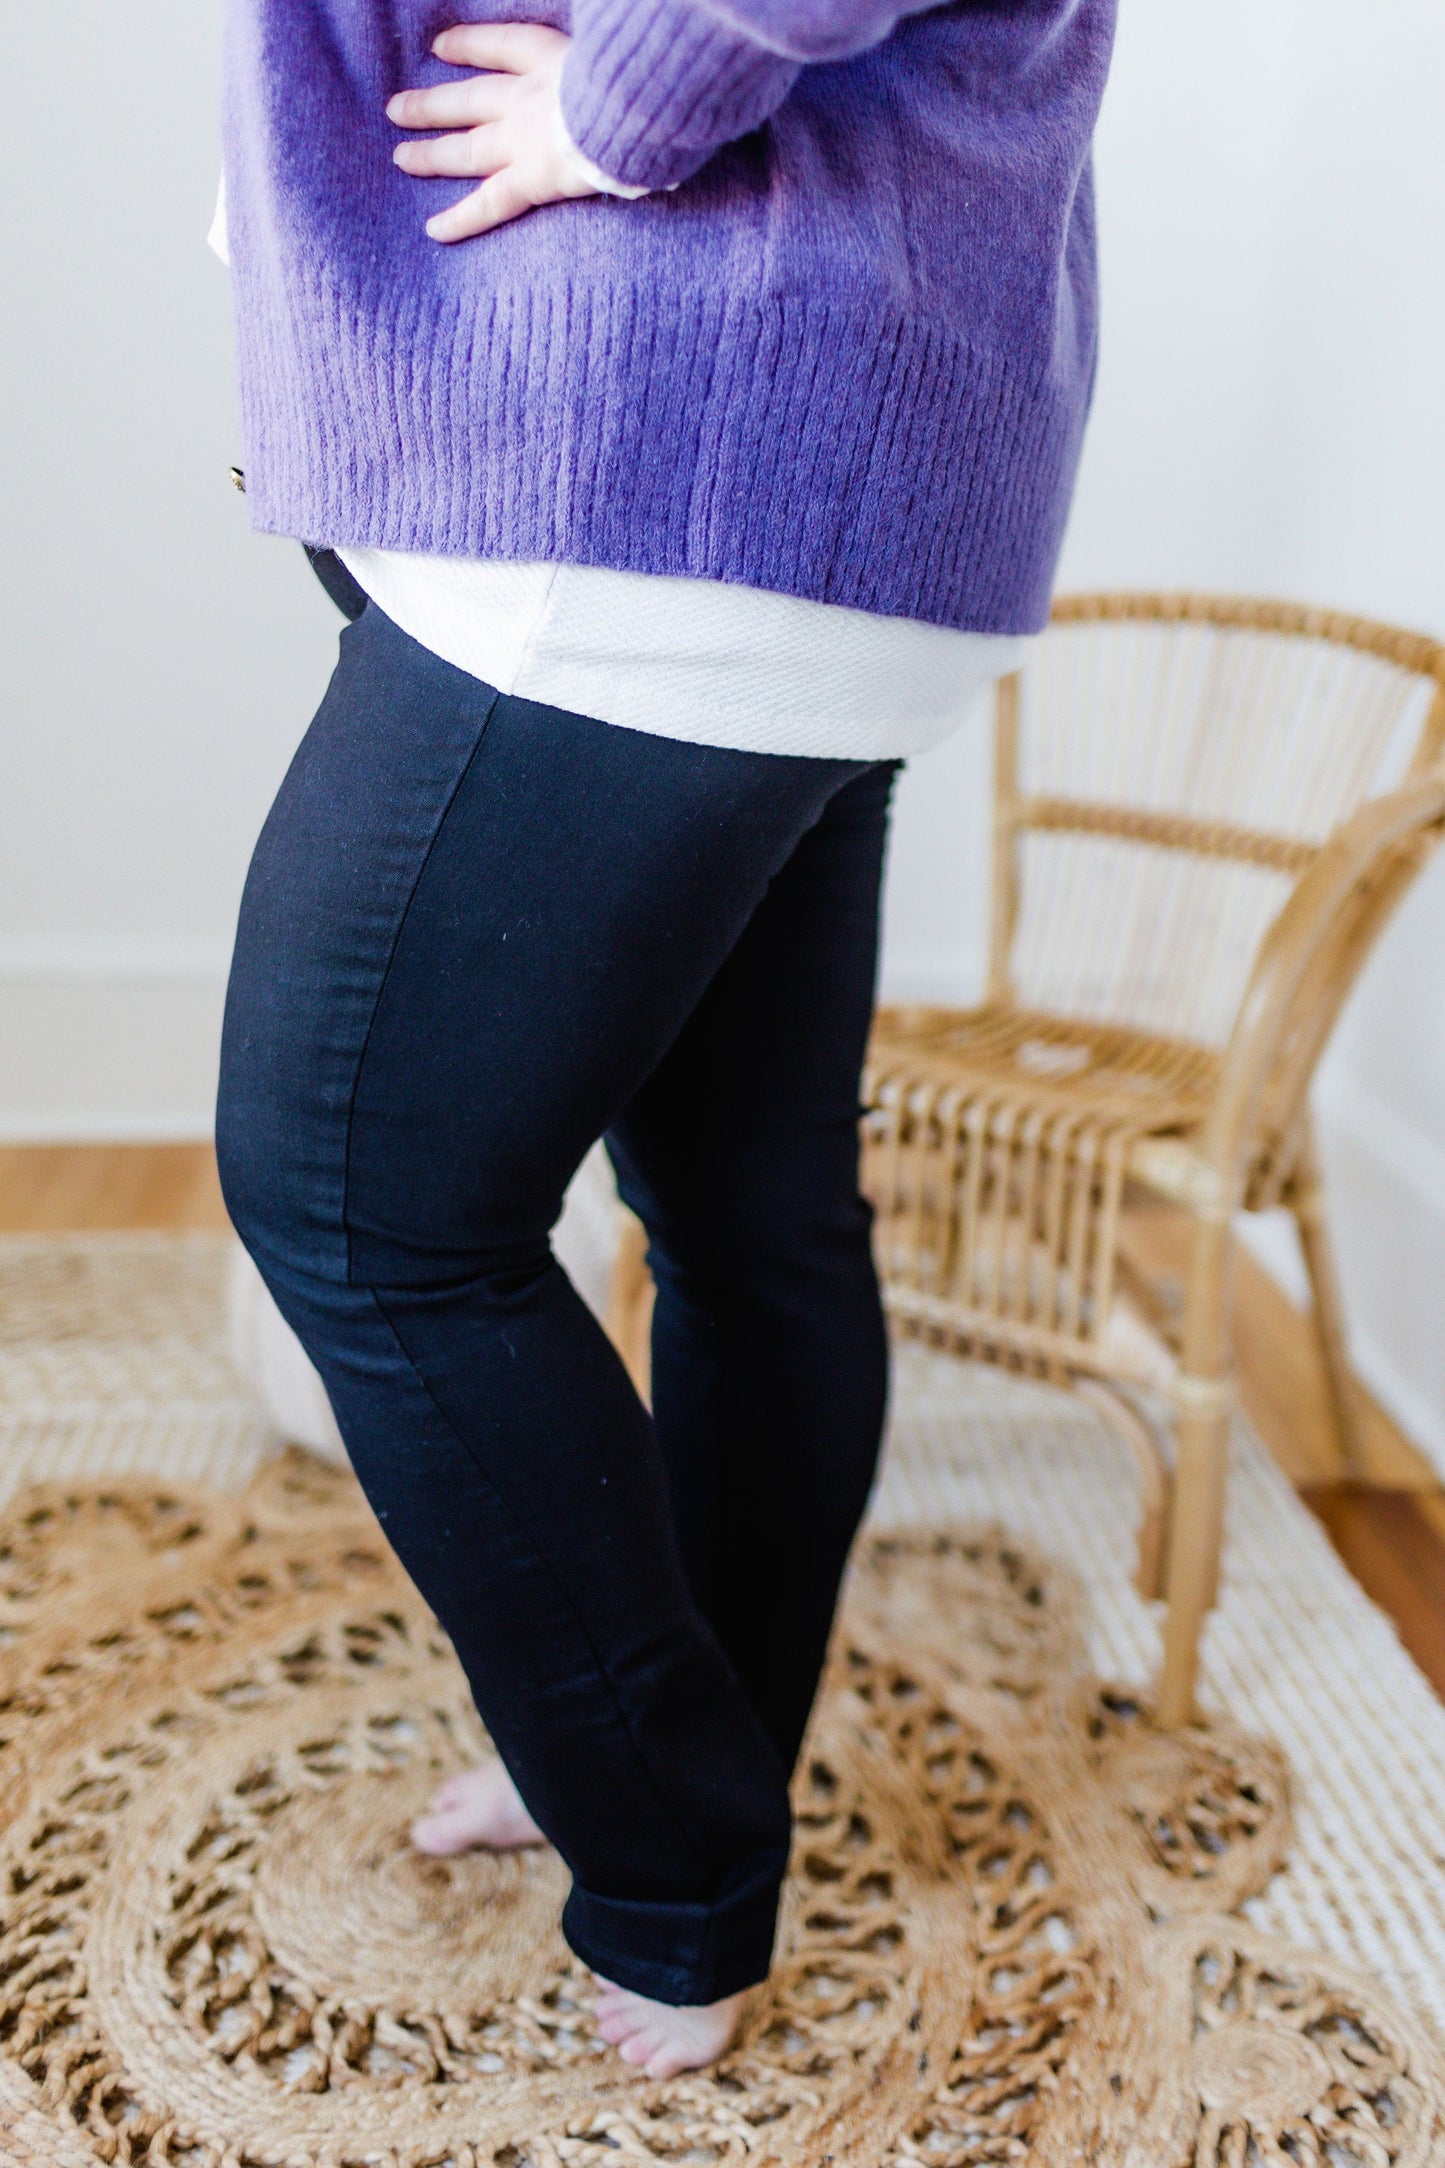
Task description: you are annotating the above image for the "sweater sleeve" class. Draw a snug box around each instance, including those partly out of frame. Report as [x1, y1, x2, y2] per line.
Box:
[559, 0, 946, 191]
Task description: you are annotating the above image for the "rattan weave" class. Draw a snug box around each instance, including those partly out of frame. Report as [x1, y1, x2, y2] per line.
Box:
[2, 1451, 1443, 2168]
[865, 593, 1445, 1726]
[2, 1235, 1445, 2167]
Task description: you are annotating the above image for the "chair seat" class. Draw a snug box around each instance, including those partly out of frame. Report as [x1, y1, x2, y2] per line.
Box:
[868, 1004, 1308, 1215]
[863, 1003, 1229, 1382]
[870, 1002, 1218, 1133]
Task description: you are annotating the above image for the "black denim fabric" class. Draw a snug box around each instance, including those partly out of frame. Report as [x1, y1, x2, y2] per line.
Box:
[217, 600, 896, 2002]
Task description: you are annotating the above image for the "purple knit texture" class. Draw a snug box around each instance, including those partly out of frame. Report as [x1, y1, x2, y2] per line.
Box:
[222, 0, 1116, 633]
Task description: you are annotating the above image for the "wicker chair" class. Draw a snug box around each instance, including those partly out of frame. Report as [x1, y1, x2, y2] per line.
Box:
[864, 594, 1445, 1727]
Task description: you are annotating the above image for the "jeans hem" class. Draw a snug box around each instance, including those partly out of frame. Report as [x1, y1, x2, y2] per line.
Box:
[561, 1860, 785, 2005]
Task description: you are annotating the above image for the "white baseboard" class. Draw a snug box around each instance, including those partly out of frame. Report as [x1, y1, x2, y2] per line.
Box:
[0, 937, 233, 979]
[1307, 1074, 1445, 1477]
[0, 941, 988, 1136]
[4, 939, 980, 1138]
[0, 950, 227, 1142]
[877, 946, 986, 1008]
[1233, 1087, 1445, 1476]
[3, 947, 1443, 1479]
[1235, 1210, 1310, 1307]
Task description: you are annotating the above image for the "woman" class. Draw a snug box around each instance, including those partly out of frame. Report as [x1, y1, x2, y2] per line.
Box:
[215, 0, 1115, 2081]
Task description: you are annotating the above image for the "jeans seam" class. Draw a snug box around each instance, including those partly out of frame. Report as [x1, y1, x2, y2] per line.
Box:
[338, 683, 501, 1286]
[361, 1279, 723, 1888]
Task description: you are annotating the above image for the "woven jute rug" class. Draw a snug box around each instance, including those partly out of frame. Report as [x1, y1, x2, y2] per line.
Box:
[2, 1236, 1445, 2168]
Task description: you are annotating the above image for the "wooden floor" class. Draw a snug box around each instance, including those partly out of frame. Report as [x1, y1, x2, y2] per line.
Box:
[3, 1142, 1445, 1698]
[0, 1143, 228, 1233]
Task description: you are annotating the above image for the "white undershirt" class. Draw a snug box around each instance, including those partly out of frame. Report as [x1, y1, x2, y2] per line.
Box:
[211, 181, 1025, 757]
[334, 547, 1024, 757]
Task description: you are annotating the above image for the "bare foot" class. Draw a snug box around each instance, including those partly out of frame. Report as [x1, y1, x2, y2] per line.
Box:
[410, 1758, 544, 1854]
[593, 1977, 746, 2079]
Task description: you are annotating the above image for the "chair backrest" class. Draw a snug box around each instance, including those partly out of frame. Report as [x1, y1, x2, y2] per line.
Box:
[989, 596, 1445, 1049]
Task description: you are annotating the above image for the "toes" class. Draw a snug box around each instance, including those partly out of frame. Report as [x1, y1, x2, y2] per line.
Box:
[644, 2039, 689, 2080]
[420, 1774, 475, 1821]
[410, 1806, 472, 1855]
[596, 1985, 741, 2079]
[593, 1987, 640, 2019]
[594, 1989, 738, 2078]
[596, 2005, 650, 2047]
[619, 2022, 668, 2067]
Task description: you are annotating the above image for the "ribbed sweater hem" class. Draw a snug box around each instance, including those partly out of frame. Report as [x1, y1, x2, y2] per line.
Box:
[234, 267, 1086, 635]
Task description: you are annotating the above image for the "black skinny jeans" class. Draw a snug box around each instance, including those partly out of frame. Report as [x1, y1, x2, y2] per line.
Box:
[216, 598, 895, 2004]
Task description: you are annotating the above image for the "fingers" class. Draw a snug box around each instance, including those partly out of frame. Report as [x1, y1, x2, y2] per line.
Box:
[387, 76, 509, 129]
[395, 122, 505, 179]
[389, 20, 594, 242]
[424, 168, 540, 241]
[430, 20, 564, 71]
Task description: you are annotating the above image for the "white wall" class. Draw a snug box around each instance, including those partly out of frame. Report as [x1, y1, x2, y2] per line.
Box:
[884, 0, 1445, 1466]
[4, 9, 1444, 1447]
[0, 0, 338, 1135]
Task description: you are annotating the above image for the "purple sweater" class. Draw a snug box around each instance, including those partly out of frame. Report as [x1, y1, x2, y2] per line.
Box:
[222, 0, 1115, 632]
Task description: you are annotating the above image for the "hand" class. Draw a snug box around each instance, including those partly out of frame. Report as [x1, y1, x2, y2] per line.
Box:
[388, 23, 601, 241]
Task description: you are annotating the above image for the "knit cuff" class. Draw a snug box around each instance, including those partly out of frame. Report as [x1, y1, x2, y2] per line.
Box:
[559, 0, 800, 192]
[554, 106, 654, 199]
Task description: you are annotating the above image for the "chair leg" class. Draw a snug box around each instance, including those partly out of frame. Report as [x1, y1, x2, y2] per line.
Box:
[1289, 1127, 1366, 1479]
[1157, 1385, 1230, 1727]
[1077, 1378, 1171, 1603]
[1157, 1210, 1233, 1729]
[606, 1209, 655, 1405]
